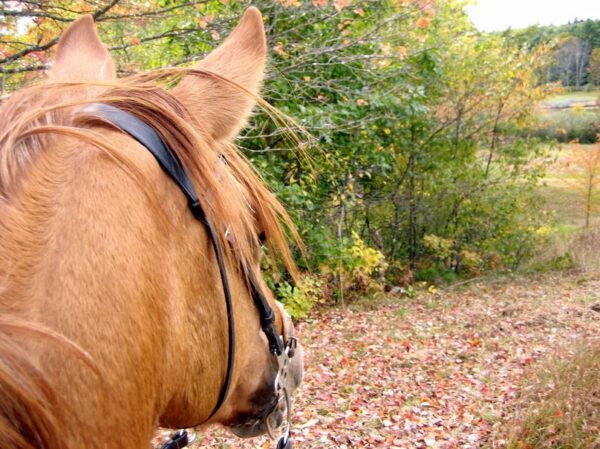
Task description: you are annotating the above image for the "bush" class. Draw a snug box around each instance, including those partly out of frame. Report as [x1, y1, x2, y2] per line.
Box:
[319, 231, 387, 302]
[276, 274, 324, 320]
[415, 264, 459, 284]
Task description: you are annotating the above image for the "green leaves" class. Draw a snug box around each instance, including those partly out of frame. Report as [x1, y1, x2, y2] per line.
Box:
[0, 0, 559, 281]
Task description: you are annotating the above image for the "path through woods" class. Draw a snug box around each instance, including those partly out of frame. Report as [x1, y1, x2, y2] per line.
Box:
[155, 273, 600, 449]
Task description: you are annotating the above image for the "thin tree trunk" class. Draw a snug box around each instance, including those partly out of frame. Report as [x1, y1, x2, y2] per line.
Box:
[337, 198, 346, 306]
[407, 152, 417, 270]
[586, 173, 593, 230]
[485, 100, 504, 177]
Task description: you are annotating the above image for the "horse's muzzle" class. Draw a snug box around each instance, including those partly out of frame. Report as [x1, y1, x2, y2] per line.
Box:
[229, 336, 303, 439]
[228, 394, 284, 438]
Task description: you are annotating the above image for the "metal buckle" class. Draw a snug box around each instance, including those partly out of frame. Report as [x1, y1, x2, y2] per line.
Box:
[274, 337, 297, 393]
[266, 336, 297, 444]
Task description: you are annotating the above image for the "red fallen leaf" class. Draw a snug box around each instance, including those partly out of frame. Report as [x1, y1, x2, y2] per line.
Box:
[471, 339, 481, 347]
[401, 340, 411, 352]
[554, 410, 563, 417]
[523, 357, 533, 365]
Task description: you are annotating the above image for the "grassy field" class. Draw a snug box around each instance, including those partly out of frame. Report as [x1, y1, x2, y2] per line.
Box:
[531, 142, 600, 274]
[543, 89, 599, 107]
[538, 143, 593, 231]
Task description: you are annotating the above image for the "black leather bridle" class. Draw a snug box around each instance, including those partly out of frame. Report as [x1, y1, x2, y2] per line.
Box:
[87, 104, 294, 447]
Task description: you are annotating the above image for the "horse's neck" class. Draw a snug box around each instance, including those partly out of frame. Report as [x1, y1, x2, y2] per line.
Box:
[0, 137, 225, 447]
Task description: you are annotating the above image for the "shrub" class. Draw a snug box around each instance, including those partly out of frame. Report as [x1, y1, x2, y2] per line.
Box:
[415, 265, 459, 284]
[420, 234, 484, 281]
[319, 231, 387, 302]
[346, 231, 387, 279]
[422, 234, 454, 265]
[276, 274, 324, 320]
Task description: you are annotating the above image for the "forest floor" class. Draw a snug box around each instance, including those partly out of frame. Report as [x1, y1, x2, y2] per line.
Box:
[155, 271, 600, 449]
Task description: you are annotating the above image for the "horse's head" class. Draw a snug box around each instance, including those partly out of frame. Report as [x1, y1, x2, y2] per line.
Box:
[0, 8, 303, 448]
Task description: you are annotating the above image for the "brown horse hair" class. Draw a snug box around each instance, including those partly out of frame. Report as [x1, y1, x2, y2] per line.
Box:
[0, 319, 100, 449]
[0, 68, 303, 448]
[0, 69, 305, 273]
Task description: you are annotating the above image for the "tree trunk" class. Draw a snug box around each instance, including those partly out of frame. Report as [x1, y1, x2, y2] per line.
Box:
[407, 152, 417, 270]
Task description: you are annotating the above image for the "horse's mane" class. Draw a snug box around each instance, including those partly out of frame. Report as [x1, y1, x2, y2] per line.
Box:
[0, 319, 99, 449]
[0, 70, 299, 275]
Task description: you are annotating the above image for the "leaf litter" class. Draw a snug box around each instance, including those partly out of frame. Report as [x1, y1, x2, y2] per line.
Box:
[154, 272, 600, 448]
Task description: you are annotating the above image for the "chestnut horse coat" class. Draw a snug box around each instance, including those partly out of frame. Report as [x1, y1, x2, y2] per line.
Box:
[0, 8, 303, 449]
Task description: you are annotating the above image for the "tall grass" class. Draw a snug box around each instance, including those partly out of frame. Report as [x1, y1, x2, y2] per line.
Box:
[535, 108, 599, 144]
[528, 227, 600, 274]
[506, 342, 600, 449]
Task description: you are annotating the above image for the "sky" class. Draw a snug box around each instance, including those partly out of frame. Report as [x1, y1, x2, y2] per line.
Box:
[466, 0, 600, 32]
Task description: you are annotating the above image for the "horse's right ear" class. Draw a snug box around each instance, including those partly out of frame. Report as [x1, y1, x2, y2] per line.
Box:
[48, 15, 116, 82]
[173, 7, 267, 142]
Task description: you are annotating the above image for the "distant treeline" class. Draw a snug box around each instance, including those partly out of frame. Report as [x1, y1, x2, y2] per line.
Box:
[501, 19, 600, 89]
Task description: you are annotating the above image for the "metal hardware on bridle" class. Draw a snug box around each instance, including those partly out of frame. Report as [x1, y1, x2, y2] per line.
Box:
[158, 429, 195, 449]
[89, 104, 294, 448]
[270, 337, 297, 449]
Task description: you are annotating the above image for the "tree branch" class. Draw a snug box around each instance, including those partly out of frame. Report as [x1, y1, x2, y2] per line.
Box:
[0, 9, 71, 22]
[0, 64, 46, 74]
[0, 0, 120, 67]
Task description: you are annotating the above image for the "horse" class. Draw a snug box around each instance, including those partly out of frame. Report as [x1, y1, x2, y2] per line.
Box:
[0, 7, 303, 449]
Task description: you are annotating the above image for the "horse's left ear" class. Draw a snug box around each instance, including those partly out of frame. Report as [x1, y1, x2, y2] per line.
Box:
[48, 14, 116, 82]
[174, 7, 267, 141]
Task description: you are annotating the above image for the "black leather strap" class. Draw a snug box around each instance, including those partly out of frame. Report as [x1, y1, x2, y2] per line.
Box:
[89, 104, 199, 206]
[248, 270, 283, 355]
[88, 104, 236, 419]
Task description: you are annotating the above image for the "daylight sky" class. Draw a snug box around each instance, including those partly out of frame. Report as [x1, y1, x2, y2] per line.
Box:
[466, 0, 600, 32]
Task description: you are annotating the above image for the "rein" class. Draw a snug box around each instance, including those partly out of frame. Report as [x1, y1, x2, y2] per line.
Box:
[88, 104, 294, 448]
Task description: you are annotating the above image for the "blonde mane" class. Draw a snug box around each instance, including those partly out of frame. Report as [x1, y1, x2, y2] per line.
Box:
[0, 71, 298, 277]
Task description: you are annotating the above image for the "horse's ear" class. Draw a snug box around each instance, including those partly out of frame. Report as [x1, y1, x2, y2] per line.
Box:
[174, 7, 267, 141]
[48, 15, 116, 82]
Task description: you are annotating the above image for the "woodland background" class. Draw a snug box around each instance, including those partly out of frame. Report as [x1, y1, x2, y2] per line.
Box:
[2, 1, 600, 447]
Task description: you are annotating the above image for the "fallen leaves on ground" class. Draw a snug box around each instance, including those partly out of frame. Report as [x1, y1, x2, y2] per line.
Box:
[155, 272, 600, 448]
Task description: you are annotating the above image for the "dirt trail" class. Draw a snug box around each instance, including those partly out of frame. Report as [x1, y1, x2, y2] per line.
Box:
[157, 272, 600, 448]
